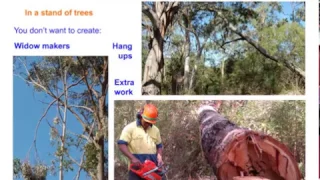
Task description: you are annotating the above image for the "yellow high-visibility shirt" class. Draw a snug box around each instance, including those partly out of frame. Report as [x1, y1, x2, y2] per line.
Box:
[117, 119, 162, 165]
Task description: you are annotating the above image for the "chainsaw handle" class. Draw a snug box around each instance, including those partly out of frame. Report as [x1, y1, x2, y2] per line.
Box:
[130, 163, 143, 173]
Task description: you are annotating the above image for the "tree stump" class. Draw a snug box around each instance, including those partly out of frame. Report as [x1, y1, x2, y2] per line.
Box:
[197, 105, 302, 180]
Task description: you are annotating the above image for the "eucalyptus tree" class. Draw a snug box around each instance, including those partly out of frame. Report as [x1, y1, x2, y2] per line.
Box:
[13, 56, 108, 180]
[142, 2, 180, 95]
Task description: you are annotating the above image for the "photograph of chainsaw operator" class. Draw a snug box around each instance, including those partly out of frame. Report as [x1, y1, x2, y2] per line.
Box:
[116, 102, 167, 180]
[115, 100, 305, 180]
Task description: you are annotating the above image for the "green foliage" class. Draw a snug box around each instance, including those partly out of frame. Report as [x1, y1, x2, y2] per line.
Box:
[19, 161, 48, 180]
[84, 142, 99, 173]
[222, 54, 283, 94]
[62, 160, 74, 172]
[259, 22, 305, 69]
[13, 158, 22, 178]
[13, 56, 108, 179]
[194, 62, 221, 94]
[142, 2, 305, 95]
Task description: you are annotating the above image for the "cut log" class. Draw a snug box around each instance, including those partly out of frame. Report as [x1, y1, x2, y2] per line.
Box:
[233, 176, 270, 180]
[197, 105, 302, 180]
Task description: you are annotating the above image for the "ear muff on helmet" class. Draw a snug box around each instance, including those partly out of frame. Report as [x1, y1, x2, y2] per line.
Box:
[136, 108, 144, 119]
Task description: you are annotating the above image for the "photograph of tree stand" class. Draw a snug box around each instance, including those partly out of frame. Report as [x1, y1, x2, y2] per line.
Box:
[114, 100, 305, 180]
[141, 2, 305, 95]
[13, 56, 108, 180]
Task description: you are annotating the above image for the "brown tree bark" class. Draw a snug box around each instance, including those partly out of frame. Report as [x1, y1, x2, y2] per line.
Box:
[197, 106, 302, 180]
[96, 136, 105, 180]
[95, 57, 108, 180]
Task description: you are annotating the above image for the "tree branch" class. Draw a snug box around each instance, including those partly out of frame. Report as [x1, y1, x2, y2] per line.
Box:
[219, 37, 245, 49]
[27, 99, 56, 160]
[77, 58, 99, 100]
[58, 104, 98, 147]
[142, 2, 160, 28]
[65, 151, 83, 167]
[16, 58, 50, 93]
[69, 105, 94, 112]
[101, 57, 108, 97]
[66, 151, 96, 179]
[26, 75, 86, 159]
[17, 61, 92, 151]
[66, 129, 91, 143]
[229, 24, 305, 78]
[207, 7, 305, 79]
[65, 105, 90, 133]
[88, 59, 103, 86]
[73, 152, 85, 180]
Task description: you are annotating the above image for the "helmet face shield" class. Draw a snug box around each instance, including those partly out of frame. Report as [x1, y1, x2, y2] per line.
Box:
[141, 114, 157, 124]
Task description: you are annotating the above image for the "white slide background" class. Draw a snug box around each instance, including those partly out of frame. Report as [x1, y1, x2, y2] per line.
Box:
[0, 0, 318, 179]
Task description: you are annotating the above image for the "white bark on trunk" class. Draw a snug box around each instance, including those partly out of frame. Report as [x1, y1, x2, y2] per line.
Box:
[59, 64, 69, 180]
[184, 57, 190, 91]
[183, 9, 191, 93]
[142, 36, 163, 95]
[142, 2, 180, 95]
[221, 59, 225, 92]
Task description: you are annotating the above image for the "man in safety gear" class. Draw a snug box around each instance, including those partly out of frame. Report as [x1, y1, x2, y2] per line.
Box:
[117, 103, 165, 180]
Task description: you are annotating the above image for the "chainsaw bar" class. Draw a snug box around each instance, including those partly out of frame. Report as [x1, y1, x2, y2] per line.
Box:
[142, 167, 159, 176]
[158, 165, 169, 175]
[142, 165, 169, 177]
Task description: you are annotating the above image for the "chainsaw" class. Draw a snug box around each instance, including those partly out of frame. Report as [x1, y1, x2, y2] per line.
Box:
[130, 160, 169, 180]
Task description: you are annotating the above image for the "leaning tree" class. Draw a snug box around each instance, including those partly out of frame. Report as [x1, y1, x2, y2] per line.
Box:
[142, 2, 305, 95]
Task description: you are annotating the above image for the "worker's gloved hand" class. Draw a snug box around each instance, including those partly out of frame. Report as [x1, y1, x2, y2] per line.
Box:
[130, 157, 142, 167]
[157, 156, 164, 167]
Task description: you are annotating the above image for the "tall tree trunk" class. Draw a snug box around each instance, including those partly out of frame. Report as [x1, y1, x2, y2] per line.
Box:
[197, 105, 302, 180]
[188, 66, 196, 92]
[93, 112, 105, 180]
[59, 63, 69, 180]
[183, 51, 190, 93]
[142, 30, 164, 95]
[189, 34, 208, 92]
[95, 58, 108, 180]
[142, 2, 180, 95]
[220, 59, 225, 93]
[171, 73, 177, 95]
[96, 136, 105, 180]
[188, 54, 199, 92]
[183, 9, 191, 93]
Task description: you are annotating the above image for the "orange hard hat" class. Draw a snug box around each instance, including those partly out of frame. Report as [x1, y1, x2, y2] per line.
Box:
[141, 104, 158, 124]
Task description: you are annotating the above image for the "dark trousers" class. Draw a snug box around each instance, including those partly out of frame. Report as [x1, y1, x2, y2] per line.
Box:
[128, 170, 143, 180]
[128, 170, 167, 180]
